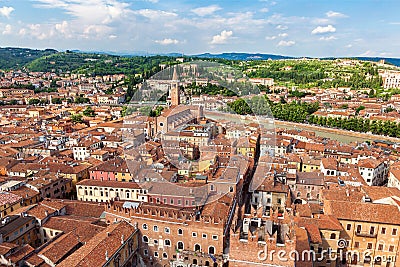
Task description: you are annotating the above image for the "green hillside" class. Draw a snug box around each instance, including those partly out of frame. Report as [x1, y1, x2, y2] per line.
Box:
[25, 51, 176, 76]
[0, 47, 57, 70]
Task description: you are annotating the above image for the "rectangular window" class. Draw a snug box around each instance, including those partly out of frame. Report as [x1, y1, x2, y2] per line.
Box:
[392, 228, 398, 236]
[354, 242, 360, 248]
[389, 245, 394, 252]
[346, 224, 351, 231]
[378, 244, 384, 251]
[212, 235, 218, 240]
[381, 227, 386, 234]
[367, 243, 373, 249]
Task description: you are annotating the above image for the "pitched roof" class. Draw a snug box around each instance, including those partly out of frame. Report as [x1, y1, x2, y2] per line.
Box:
[39, 232, 81, 264]
[0, 192, 22, 205]
[57, 221, 137, 267]
[324, 200, 400, 225]
[43, 216, 105, 242]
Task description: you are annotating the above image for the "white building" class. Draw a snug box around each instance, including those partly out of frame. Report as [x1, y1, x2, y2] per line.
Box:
[358, 158, 388, 186]
[76, 179, 148, 203]
[379, 70, 400, 89]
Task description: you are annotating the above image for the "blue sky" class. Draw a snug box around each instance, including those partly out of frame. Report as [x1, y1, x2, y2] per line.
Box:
[0, 0, 399, 57]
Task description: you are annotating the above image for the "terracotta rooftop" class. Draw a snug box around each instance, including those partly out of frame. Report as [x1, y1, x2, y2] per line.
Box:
[43, 216, 105, 242]
[57, 220, 137, 267]
[39, 232, 81, 264]
[0, 192, 22, 205]
[324, 200, 400, 225]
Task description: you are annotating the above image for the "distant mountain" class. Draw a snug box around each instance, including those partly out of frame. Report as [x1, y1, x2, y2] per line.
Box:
[193, 52, 294, 61]
[0, 47, 57, 69]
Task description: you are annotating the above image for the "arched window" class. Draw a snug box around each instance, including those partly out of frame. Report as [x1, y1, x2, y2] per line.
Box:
[208, 246, 215, 254]
[194, 244, 201, 252]
[193, 259, 198, 265]
[178, 228, 183, 235]
[177, 241, 184, 250]
[162, 252, 168, 259]
[330, 233, 336, 239]
[142, 236, 148, 243]
[142, 223, 148, 230]
[164, 239, 171, 246]
[153, 225, 158, 232]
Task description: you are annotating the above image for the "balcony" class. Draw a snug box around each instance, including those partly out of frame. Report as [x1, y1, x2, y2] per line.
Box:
[354, 231, 377, 238]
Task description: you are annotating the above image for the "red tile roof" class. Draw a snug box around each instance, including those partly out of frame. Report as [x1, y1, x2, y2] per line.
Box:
[57, 220, 137, 267]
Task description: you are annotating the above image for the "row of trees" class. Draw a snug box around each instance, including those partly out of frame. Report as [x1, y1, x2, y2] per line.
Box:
[226, 95, 319, 123]
[308, 115, 400, 137]
[228, 95, 400, 138]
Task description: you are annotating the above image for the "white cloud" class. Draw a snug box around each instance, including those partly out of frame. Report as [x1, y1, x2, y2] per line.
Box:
[82, 24, 111, 39]
[265, 36, 277, 40]
[19, 28, 26, 36]
[359, 50, 375, 57]
[155, 38, 179, 45]
[109, 34, 117, 39]
[34, 0, 132, 24]
[326, 11, 347, 18]
[312, 18, 330, 25]
[276, 24, 288, 30]
[260, 8, 269, 13]
[2, 24, 11, 35]
[319, 36, 336, 41]
[0, 6, 14, 18]
[359, 50, 392, 57]
[210, 30, 233, 44]
[55, 20, 71, 37]
[311, 25, 336, 34]
[345, 44, 353, 48]
[278, 33, 288, 37]
[134, 9, 177, 19]
[191, 5, 221, 16]
[278, 40, 295, 47]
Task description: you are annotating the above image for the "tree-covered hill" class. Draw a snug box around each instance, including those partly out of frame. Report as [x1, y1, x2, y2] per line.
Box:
[25, 51, 177, 76]
[0, 47, 57, 70]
